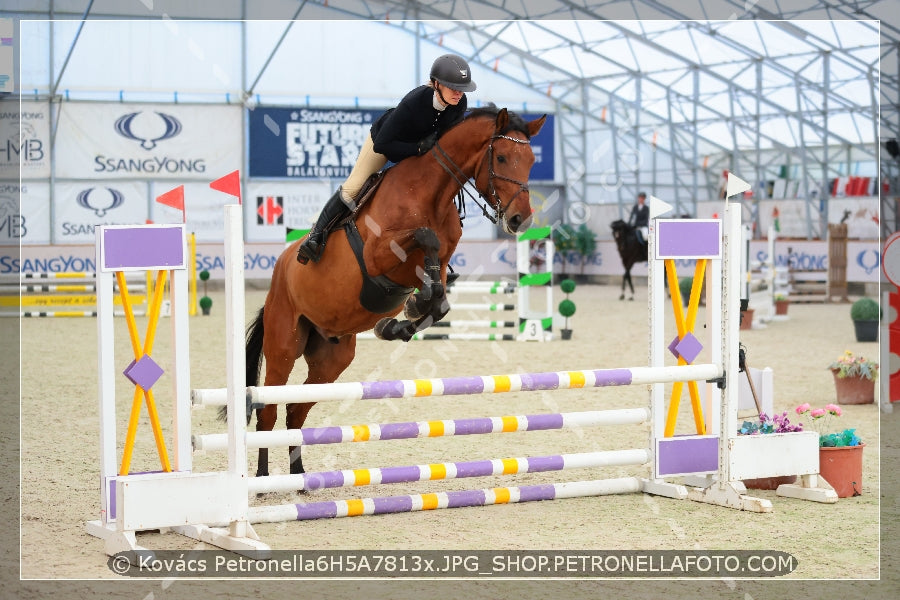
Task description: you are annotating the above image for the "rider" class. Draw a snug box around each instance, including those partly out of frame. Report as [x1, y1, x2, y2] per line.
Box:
[628, 191, 650, 245]
[297, 53, 477, 264]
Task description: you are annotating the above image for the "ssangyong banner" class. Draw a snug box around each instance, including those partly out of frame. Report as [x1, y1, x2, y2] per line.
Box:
[54, 102, 241, 180]
[53, 181, 148, 243]
[249, 107, 383, 179]
[0, 101, 51, 179]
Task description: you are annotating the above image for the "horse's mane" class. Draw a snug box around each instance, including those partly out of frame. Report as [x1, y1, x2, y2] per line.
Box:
[464, 104, 534, 139]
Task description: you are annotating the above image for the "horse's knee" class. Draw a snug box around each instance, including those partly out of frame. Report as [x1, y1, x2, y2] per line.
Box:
[256, 405, 277, 431]
[286, 402, 314, 430]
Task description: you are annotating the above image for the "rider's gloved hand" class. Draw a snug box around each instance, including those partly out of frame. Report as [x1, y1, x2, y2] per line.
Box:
[417, 132, 439, 155]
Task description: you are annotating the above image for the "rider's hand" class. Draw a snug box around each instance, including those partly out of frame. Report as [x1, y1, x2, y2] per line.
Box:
[417, 132, 439, 155]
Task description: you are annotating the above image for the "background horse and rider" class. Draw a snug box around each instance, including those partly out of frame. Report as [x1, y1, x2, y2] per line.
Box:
[241, 106, 546, 479]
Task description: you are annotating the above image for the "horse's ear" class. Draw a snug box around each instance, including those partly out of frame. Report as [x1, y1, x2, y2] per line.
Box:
[495, 107, 509, 132]
[527, 114, 547, 138]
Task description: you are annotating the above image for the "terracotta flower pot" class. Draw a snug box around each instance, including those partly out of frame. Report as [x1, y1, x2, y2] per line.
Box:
[831, 370, 875, 405]
[740, 308, 754, 330]
[774, 300, 789, 315]
[819, 444, 864, 498]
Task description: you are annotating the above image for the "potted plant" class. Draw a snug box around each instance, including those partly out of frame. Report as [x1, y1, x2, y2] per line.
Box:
[828, 350, 878, 404]
[795, 403, 864, 497]
[850, 297, 879, 342]
[737, 412, 803, 489]
[558, 278, 576, 340]
[199, 270, 212, 315]
[552, 223, 597, 281]
[774, 293, 789, 316]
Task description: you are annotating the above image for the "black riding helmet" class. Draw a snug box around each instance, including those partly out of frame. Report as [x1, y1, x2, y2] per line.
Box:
[430, 54, 477, 92]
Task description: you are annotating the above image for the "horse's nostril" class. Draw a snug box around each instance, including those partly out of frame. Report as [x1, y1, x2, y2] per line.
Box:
[508, 215, 522, 231]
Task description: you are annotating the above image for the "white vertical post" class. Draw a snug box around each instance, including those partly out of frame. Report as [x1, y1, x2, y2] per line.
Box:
[224, 204, 249, 537]
[648, 216, 665, 446]
[719, 200, 743, 483]
[170, 261, 192, 471]
[707, 236, 723, 437]
[95, 233, 117, 525]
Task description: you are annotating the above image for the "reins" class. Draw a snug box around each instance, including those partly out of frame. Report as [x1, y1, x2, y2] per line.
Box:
[431, 130, 532, 228]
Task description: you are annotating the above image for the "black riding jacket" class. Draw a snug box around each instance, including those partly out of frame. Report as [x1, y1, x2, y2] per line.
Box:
[370, 85, 468, 163]
[629, 203, 649, 228]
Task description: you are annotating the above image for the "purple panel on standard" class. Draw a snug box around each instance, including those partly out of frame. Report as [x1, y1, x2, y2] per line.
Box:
[656, 436, 719, 476]
[526, 455, 565, 472]
[102, 226, 185, 270]
[442, 376, 487, 395]
[108, 477, 116, 519]
[123, 355, 164, 391]
[379, 465, 423, 485]
[455, 460, 496, 478]
[520, 371, 561, 391]
[302, 426, 344, 445]
[361, 380, 405, 399]
[378, 422, 421, 440]
[295, 501, 337, 520]
[674, 333, 704, 365]
[524, 413, 564, 431]
[452, 417, 495, 435]
[656, 220, 721, 259]
[593, 369, 632, 386]
[517, 483, 558, 502]
[446, 489, 487, 508]
[372, 495, 414, 514]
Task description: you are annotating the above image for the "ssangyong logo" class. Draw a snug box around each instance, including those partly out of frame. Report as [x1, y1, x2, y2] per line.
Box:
[77, 187, 125, 217]
[114, 111, 182, 150]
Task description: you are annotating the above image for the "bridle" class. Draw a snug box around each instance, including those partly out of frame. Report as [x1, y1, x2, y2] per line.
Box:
[431, 131, 532, 227]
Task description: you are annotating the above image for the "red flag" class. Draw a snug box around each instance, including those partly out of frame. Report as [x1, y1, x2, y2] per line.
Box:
[209, 170, 242, 204]
[156, 185, 185, 222]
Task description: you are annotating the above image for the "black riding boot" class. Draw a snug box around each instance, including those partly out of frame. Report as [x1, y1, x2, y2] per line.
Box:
[297, 189, 352, 264]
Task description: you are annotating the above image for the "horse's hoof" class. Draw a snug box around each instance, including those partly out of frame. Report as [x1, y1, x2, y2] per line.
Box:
[629, 297, 634, 301]
[619, 294, 625, 300]
[374, 317, 397, 340]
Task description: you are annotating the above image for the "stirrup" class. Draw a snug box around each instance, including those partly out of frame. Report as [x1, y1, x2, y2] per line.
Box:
[446, 271, 460, 286]
[297, 236, 324, 264]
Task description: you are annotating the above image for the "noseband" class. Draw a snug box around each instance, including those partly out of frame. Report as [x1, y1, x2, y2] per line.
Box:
[431, 132, 532, 227]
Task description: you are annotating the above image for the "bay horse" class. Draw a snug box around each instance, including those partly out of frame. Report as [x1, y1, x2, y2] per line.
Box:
[244, 106, 546, 479]
[610, 219, 647, 301]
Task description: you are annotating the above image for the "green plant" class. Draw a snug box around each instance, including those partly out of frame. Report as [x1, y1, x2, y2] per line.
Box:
[558, 279, 576, 332]
[552, 223, 596, 274]
[774, 293, 788, 302]
[678, 277, 693, 302]
[828, 350, 878, 381]
[795, 403, 861, 447]
[199, 296, 213, 310]
[850, 297, 879, 321]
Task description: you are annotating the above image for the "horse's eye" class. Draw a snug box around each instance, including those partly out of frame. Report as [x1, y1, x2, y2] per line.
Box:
[496, 155, 506, 164]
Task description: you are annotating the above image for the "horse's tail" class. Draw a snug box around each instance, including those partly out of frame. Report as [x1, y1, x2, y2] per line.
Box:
[217, 306, 265, 424]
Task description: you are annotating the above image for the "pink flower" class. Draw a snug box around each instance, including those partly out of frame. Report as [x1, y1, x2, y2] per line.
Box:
[825, 404, 842, 416]
[810, 408, 827, 418]
[796, 403, 811, 414]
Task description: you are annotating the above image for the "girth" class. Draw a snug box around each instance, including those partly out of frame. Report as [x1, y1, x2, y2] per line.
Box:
[343, 220, 415, 314]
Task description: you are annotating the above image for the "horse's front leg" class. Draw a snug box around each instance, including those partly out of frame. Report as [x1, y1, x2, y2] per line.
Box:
[376, 228, 450, 341]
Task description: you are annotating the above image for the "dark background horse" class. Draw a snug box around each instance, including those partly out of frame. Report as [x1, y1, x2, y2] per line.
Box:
[610, 219, 648, 300]
[245, 106, 546, 480]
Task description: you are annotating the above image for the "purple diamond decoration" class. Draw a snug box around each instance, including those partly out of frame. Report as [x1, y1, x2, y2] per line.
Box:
[123, 355, 164, 391]
[668, 336, 682, 359]
[674, 333, 703, 364]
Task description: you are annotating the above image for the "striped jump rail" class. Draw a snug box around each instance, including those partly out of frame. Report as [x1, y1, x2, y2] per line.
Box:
[246, 448, 650, 495]
[191, 364, 722, 408]
[193, 408, 649, 451]
[217, 478, 644, 524]
[9, 283, 146, 293]
[15, 308, 147, 318]
[447, 302, 516, 312]
[358, 331, 517, 341]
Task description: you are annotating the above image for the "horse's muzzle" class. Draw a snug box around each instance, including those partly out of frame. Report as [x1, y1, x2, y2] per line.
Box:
[505, 212, 533, 234]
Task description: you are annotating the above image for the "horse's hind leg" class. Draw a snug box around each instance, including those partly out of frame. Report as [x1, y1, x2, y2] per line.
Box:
[287, 329, 358, 476]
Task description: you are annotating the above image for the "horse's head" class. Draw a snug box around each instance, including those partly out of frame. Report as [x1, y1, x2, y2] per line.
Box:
[469, 107, 547, 235]
[610, 219, 629, 243]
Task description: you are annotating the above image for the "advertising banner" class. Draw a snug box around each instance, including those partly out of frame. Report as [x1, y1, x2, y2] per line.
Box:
[55, 102, 241, 180]
[244, 180, 334, 242]
[53, 181, 148, 243]
[0, 101, 51, 179]
[5, 181, 50, 244]
[249, 107, 383, 179]
[249, 106, 555, 182]
[150, 181, 244, 242]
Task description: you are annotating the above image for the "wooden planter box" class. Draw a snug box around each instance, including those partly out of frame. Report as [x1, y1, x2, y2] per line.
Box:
[728, 431, 820, 480]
